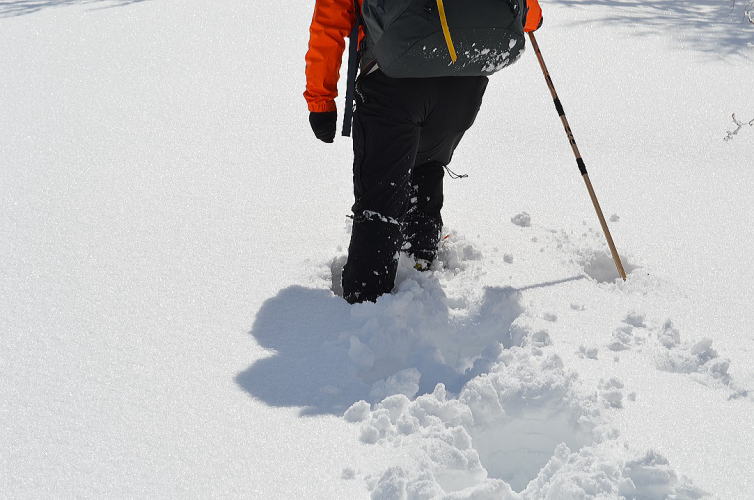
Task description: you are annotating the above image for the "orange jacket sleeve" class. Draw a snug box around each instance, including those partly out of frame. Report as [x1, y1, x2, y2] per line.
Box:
[524, 0, 543, 32]
[304, 0, 357, 113]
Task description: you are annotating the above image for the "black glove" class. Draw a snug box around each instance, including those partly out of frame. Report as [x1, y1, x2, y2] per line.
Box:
[309, 111, 337, 143]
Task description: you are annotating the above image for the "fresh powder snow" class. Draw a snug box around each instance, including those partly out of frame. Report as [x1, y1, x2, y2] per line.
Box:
[1, 0, 753, 498]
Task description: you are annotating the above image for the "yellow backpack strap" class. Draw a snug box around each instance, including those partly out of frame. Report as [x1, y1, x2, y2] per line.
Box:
[435, 0, 457, 63]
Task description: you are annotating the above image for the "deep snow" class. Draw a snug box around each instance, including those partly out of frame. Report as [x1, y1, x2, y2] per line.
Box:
[1, 0, 753, 498]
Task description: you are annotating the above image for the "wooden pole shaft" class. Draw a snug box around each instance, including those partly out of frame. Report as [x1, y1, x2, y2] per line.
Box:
[583, 174, 628, 280]
[528, 32, 627, 281]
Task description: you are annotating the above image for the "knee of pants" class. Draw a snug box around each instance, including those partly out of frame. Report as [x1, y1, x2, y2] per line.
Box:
[352, 181, 414, 222]
[351, 111, 421, 220]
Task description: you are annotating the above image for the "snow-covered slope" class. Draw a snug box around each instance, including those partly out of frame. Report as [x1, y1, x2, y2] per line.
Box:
[1, 0, 752, 498]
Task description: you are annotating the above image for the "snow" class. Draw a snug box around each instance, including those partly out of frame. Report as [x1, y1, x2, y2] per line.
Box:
[511, 212, 532, 228]
[2, 0, 753, 498]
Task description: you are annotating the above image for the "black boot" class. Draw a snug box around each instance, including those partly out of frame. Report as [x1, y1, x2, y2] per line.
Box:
[341, 215, 403, 304]
[403, 162, 444, 266]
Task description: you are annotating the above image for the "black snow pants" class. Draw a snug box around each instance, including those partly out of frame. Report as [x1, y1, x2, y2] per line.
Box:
[342, 69, 488, 304]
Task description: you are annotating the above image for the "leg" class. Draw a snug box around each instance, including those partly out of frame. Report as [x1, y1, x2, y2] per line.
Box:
[403, 162, 445, 264]
[342, 73, 425, 303]
[403, 76, 489, 266]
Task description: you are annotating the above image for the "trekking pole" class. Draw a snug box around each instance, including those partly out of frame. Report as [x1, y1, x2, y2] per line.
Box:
[528, 32, 627, 281]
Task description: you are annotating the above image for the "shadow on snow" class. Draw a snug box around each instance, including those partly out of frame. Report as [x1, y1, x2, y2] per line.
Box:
[235, 273, 584, 417]
[548, 0, 753, 57]
[0, 0, 148, 17]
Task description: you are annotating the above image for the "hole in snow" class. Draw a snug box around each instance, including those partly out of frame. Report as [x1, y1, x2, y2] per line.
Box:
[579, 249, 638, 283]
[459, 353, 597, 492]
[470, 404, 595, 491]
[354, 351, 603, 496]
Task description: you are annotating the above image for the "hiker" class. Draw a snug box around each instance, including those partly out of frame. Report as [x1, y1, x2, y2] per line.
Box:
[305, 0, 543, 304]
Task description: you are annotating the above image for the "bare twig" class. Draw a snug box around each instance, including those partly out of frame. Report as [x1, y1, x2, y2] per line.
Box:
[724, 113, 754, 142]
[745, 0, 754, 23]
[730, 0, 754, 23]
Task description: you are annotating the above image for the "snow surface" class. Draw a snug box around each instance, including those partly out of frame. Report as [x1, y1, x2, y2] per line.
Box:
[2, 0, 753, 498]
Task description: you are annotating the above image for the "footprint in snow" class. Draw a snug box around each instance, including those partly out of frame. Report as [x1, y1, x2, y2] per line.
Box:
[353, 349, 706, 498]
[654, 320, 732, 387]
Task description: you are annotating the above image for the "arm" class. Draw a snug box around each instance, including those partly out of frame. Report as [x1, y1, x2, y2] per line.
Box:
[304, 0, 357, 113]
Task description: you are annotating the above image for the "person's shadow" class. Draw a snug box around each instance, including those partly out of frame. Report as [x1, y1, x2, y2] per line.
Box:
[234, 277, 554, 416]
[235, 286, 370, 416]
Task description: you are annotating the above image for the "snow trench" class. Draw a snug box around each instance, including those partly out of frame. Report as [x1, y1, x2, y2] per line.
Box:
[240, 227, 722, 497]
[331, 232, 706, 498]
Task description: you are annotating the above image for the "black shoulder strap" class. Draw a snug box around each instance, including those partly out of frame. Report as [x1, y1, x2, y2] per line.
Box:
[341, 0, 362, 137]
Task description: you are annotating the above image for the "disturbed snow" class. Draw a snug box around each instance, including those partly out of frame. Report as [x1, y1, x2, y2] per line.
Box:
[247, 224, 749, 498]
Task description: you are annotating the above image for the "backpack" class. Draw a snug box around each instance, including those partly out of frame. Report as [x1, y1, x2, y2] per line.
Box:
[360, 0, 526, 78]
[341, 0, 526, 136]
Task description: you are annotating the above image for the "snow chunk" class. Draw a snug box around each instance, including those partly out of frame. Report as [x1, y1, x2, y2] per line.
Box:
[657, 337, 730, 384]
[342, 467, 356, 480]
[543, 312, 558, 322]
[525, 444, 707, 499]
[578, 345, 599, 359]
[371, 467, 408, 499]
[510, 212, 531, 227]
[344, 400, 371, 423]
[369, 368, 421, 402]
[360, 423, 381, 444]
[608, 325, 634, 351]
[653, 321, 733, 386]
[624, 311, 647, 328]
[599, 378, 625, 409]
[437, 230, 483, 272]
[529, 329, 552, 347]
[620, 450, 708, 499]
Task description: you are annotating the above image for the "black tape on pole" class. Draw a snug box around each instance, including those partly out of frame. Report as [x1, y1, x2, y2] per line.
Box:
[554, 97, 565, 117]
[576, 158, 588, 175]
